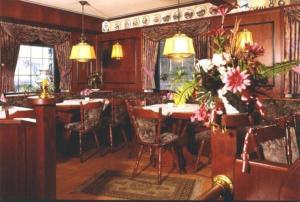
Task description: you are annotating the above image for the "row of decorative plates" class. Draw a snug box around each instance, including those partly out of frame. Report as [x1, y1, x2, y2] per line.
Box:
[102, 4, 227, 32]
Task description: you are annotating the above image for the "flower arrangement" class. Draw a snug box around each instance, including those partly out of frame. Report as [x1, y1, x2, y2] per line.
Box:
[172, 5, 300, 125]
[80, 88, 93, 97]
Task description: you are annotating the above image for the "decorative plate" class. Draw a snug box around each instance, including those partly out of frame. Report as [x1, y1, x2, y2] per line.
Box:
[209, 6, 218, 15]
[162, 13, 171, 23]
[184, 8, 194, 20]
[114, 21, 121, 31]
[196, 6, 206, 17]
[102, 21, 109, 32]
[132, 17, 140, 27]
[124, 19, 131, 29]
[142, 15, 150, 26]
[172, 10, 181, 21]
[153, 14, 161, 24]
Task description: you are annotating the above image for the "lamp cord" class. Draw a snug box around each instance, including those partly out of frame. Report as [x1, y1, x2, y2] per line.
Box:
[177, 0, 180, 33]
[79, 1, 87, 42]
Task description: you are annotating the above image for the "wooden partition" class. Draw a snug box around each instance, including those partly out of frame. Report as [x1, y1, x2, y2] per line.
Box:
[0, 97, 56, 200]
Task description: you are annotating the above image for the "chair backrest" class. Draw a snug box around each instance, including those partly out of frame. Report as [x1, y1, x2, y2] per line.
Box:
[125, 99, 147, 124]
[110, 98, 127, 124]
[243, 124, 291, 166]
[80, 101, 104, 132]
[131, 107, 163, 144]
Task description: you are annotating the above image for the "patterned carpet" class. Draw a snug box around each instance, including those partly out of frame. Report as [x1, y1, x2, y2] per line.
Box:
[74, 170, 199, 200]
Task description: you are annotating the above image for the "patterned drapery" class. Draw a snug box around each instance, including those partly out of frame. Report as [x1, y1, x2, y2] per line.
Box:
[141, 20, 210, 90]
[0, 28, 20, 92]
[284, 6, 300, 95]
[0, 22, 72, 93]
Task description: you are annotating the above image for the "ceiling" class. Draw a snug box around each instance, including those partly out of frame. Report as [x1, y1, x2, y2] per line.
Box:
[20, 0, 206, 19]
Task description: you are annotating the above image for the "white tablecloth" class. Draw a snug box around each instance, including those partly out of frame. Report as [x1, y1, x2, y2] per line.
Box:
[56, 98, 105, 106]
[143, 103, 199, 116]
[0, 106, 33, 119]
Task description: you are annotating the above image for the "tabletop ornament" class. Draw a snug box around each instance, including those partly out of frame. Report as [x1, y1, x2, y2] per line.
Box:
[170, 4, 300, 126]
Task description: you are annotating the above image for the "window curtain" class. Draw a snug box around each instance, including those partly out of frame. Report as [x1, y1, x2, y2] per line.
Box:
[141, 20, 210, 90]
[284, 6, 300, 95]
[0, 28, 20, 92]
[0, 22, 72, 92]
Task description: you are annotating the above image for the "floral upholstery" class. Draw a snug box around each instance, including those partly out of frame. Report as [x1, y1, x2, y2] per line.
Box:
[195, 130, 210, 141]
[260, 127, 299, 164]
[113, 105, 128, 124]
[65, 107, 103, 132]
[134, 117, 178, 144]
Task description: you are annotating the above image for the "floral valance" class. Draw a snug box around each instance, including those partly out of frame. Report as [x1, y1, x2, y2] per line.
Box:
[141, 20, 210, 41]
[285, 6, 300, 22]
[0, 21, 71, 45]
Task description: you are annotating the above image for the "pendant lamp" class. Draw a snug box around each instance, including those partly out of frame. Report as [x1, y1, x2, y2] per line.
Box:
[237, 29, 253, 50]
[111, 42, 124, 60]
[163, 0, 195, 59]
[70, 1, 96, 62]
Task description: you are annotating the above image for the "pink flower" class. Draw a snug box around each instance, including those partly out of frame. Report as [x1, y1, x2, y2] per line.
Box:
[166, 92, 173, 101]
[0, 93, 7, 103]
[80, 89, 92, 97]
[190, 104, 210, 122]
[245, 43, 264, 56]
[223, 67, 251, 93]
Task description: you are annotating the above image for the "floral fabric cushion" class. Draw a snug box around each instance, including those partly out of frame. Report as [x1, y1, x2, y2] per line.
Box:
[65, 107, 102, 132]
[113, 105, 128, 124]
[134, 117, 178, 144]
[260, 128, 299, 164]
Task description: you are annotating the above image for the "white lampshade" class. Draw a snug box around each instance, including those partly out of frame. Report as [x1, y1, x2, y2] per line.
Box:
[163, 33, 195, 59]
[69, 41, 96, 63]
[111, 42, 124, 60]
[237, 29, 253, 50]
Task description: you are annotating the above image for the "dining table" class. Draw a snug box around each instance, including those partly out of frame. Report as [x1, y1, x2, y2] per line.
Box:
[143, 103, 200, 173]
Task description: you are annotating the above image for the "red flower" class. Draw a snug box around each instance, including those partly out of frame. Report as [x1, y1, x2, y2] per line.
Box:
[245, 43, 264, 56]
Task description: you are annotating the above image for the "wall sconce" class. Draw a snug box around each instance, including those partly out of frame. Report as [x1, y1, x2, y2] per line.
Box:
[111, 42, 124, 60]
[237, 29, 253, 50]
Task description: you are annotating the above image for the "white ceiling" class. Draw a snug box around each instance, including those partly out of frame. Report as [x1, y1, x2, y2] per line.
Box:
[20, 0, 204, 19]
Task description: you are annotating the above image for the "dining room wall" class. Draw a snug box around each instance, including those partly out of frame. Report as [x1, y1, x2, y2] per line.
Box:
[97, 7, 287, 97]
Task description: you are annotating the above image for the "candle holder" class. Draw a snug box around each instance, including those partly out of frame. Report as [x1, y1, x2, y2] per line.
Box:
[37, 69, 53, 99]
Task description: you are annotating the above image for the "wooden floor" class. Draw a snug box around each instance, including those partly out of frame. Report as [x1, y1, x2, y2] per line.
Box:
[56, 145, 212, 200]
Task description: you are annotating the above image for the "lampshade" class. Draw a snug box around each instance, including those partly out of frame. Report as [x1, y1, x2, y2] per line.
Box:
[163, 33, 195, 59]
[237, 29, 253, 50]
[111, 42, 124, 60]
[69, 41, 96, 63]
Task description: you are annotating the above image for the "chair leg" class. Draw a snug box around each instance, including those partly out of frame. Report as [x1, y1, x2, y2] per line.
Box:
[93, 130, 100, 149]
[194, 139, 206, 172]
[150, 146, 156, 168]
[171, 145, 178, 169]
[109, 124, 114, 152]
[79, 132, 84, 163]
[121, 128, 129, 148]
[132, 145, 144, 178]
[157, 147, 162, 185]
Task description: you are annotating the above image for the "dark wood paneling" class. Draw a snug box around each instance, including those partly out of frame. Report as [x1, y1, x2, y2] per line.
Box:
[0, 0, 101, 33]
[98, 29, 142, 92]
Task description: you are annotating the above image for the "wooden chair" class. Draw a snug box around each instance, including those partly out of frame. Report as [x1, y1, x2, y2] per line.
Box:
[194, 129, 211, 172]
[107, 98, 129, 152]
[131, 107, 178, 185]
[125, 98, 146, 158]
[64, 101, 104, 163]
[241, 124, 293, 173]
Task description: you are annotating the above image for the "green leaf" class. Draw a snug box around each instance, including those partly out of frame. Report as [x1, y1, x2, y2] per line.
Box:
[258, 60, 300, 77]
[173, 80, 197, 105]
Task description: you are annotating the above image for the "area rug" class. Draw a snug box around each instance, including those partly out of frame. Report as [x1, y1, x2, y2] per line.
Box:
[74, 170, 196, 200]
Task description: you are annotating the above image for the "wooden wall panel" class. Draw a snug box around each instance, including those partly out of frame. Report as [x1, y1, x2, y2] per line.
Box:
[98, 29, 143, 92]
[0, 0, 101, 33]
[210, 8, 284, 97]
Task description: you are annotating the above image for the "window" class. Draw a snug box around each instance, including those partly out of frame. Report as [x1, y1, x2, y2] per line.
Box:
[158, 40, 195, 91]
[14, 45, 54, 92]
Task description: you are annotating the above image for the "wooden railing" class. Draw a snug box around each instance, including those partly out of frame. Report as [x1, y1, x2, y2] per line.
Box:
[197, 175, 233, 201]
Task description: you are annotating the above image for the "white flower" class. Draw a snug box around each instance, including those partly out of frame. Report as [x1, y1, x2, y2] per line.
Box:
[218, 66, 227, 78]
[212, 53, 227, 67]
[195, 59, 213, 73]
[223, 53, 232, 62]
